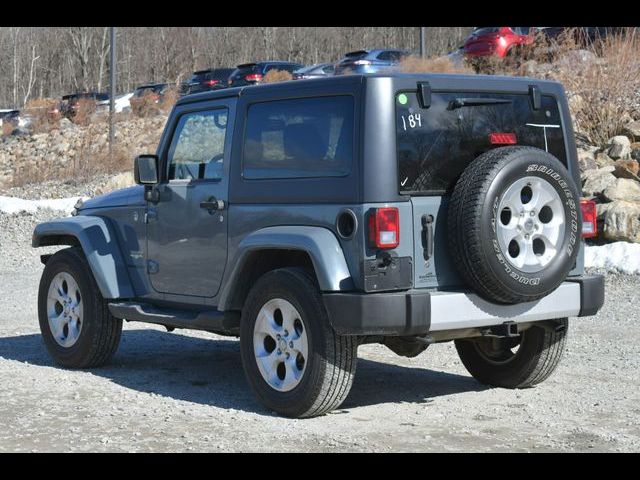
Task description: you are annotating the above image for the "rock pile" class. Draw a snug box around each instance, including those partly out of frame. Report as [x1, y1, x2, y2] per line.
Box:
[580, 127, 640, 242]
[0, 115, 167, 189]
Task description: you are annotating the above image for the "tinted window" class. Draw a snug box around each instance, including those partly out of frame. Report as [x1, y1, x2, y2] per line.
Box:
[377, 51, 405, 61]
[265, 64, 302, 73]
[511, 27, 530, 35]
[322, 65, 335, 74]
[472, 27, 499, 35]
[396, 92, 566, 194]
[243, 96, 354, 180]
[167, 109, 228, 181]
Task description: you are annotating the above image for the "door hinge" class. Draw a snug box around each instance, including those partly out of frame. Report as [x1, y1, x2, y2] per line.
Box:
[147, 260, 159, 274]
[145, 208, 158, 224]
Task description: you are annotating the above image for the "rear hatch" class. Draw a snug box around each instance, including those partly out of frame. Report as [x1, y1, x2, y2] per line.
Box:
[394, 89, 568, 289]
[228, 63, 262, 86]
[464, 27, 502, 55]
[335, 51, 371, 73]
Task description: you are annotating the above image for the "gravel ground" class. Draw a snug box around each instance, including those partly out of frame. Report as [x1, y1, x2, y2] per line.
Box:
[0, 209, 638, 452]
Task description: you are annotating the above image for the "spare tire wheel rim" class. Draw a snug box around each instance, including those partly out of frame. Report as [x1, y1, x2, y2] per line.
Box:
[253, 298, 308, 392]
[496, 176, 565, 274]
[46, 271, 83, 348]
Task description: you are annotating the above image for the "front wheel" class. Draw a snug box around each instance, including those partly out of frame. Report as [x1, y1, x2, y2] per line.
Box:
[240, 268, 357, 418]
[38, 247, 122, 368]
[455, 319, 568, 388]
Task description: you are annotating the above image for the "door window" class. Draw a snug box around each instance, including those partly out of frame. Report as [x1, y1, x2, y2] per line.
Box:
[167, 109, 228, 181]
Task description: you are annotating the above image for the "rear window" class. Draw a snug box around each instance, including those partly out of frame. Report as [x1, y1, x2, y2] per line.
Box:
[265, 64, 303, 74]
[243, 96, 354, 180]
[396, 91, 566, 194]
[377, 51, 406, 61]
[472, 27, 499, 35]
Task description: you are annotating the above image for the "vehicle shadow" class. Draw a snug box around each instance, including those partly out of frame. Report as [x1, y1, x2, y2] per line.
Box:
[0, 329, 486, 415]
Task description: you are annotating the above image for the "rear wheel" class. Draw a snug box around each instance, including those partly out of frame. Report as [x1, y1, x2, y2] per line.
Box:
[455, 319, 568, 388]
[240, 268, 357, 418]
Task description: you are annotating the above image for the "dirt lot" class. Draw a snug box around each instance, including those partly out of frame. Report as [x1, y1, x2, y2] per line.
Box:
[0, 210, 638, 452]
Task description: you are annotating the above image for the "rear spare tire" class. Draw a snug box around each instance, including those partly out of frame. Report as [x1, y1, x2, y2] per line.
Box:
[448, 146, 581, 304]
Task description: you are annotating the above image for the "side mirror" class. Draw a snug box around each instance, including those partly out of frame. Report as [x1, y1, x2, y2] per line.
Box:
[134, 154, 159, 185]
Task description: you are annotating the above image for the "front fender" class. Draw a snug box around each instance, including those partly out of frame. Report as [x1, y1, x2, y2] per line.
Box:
[32, 215, 135, 299]
[218, 226, 353, 310]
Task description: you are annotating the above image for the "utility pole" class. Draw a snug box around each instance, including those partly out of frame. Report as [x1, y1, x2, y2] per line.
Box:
[420, 27, 426, 58]
[109, 27, 116, 157]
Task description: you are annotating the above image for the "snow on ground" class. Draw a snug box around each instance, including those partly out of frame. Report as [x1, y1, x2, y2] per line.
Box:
[0, 196, 86, 216]
[585, 242, 640, 275]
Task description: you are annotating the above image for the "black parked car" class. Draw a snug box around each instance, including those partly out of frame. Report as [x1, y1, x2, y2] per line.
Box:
[133, 83, 170, 102]
[292, 63, 335, 80]
[227, 61, 304, 87]
[0, 109, 20, 128]
[185, 68, 235, 95]
[60, 92, 109, 119]
[538, 27, 626, 45]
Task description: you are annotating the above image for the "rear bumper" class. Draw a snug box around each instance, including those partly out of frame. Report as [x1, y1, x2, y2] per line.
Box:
[322, 275, 604, 336]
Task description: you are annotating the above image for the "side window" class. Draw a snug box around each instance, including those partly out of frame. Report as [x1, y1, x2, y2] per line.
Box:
[167, 109, 228, 181]
[243, 96, 354, 180]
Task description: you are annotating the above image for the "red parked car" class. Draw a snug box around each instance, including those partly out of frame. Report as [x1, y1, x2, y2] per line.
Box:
[464, 27, 537, 58]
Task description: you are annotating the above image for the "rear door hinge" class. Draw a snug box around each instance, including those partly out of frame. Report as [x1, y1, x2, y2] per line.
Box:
[145, 208, 157, 224]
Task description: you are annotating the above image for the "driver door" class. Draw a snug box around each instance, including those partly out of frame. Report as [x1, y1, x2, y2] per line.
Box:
[146, 101, 233, 298]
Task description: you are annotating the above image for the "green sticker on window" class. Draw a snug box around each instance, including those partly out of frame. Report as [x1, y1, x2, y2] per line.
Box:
[398, 94, 408, 105]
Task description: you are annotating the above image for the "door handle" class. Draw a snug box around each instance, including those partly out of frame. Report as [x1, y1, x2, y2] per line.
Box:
[200, 196, 225, 212]
[421, 214, 434, 261]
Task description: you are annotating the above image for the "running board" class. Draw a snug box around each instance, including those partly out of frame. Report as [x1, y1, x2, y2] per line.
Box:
[108, 302, 240, 335]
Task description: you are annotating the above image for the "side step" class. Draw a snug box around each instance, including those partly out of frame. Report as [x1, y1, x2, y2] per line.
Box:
[108, 302, 240, 335]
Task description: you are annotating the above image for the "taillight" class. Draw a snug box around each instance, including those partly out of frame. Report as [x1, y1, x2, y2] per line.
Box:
[580, 199, 597, 238]
[489, 132, 517, 145]
[245, 73, 263, 82]
[204, 79, 219, 86]
[368, 207, 400, 249]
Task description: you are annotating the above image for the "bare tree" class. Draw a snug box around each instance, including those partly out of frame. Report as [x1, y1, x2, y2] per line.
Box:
[22, 44, 40, 106]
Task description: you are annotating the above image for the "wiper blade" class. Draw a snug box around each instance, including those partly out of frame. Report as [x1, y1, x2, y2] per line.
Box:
[447, 98, 512, 110]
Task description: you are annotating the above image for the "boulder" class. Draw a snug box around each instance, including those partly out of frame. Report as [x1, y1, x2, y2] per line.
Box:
[612, 159, 640, 180]
[623, 120, 640, 140]
[581, 167, 617, 197]
[631, 143, 640, 161]
[595, 151, 614, 168]
[607, 135, 632, 160]
[58, 118, 76, 131]
[602, 178, 640, 202]
[603, 200, 640, 243]
[577, 147, 597, 172]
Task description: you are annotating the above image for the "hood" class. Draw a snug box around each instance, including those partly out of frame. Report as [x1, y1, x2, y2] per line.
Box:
[79, 185, 144, 211]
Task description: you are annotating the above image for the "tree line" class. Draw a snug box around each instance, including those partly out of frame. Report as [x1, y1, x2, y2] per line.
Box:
[0, 27, 472, 108]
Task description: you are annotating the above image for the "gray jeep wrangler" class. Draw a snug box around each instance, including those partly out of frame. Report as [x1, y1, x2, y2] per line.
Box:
[33, 74, 605, 418]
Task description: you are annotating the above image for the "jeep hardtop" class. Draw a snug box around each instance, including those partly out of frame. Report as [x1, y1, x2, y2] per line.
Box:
[33, 73, 604, 418]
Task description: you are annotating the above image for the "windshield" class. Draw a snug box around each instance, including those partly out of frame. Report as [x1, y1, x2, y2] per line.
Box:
[396, 91, 566, 194]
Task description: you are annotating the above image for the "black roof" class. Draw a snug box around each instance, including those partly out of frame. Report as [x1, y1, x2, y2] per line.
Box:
[236, 61, 302, 69]
[136, 83, 168, 89]
[62, 92, 108, 100]
[175, 72, 562, 107]
[192, 68, 234, 74]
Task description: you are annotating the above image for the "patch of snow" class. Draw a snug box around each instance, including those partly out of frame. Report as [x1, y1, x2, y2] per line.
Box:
[585, 242, 640, 275]
[0, 196, 88, 216]
[115, 93, 134, 113]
